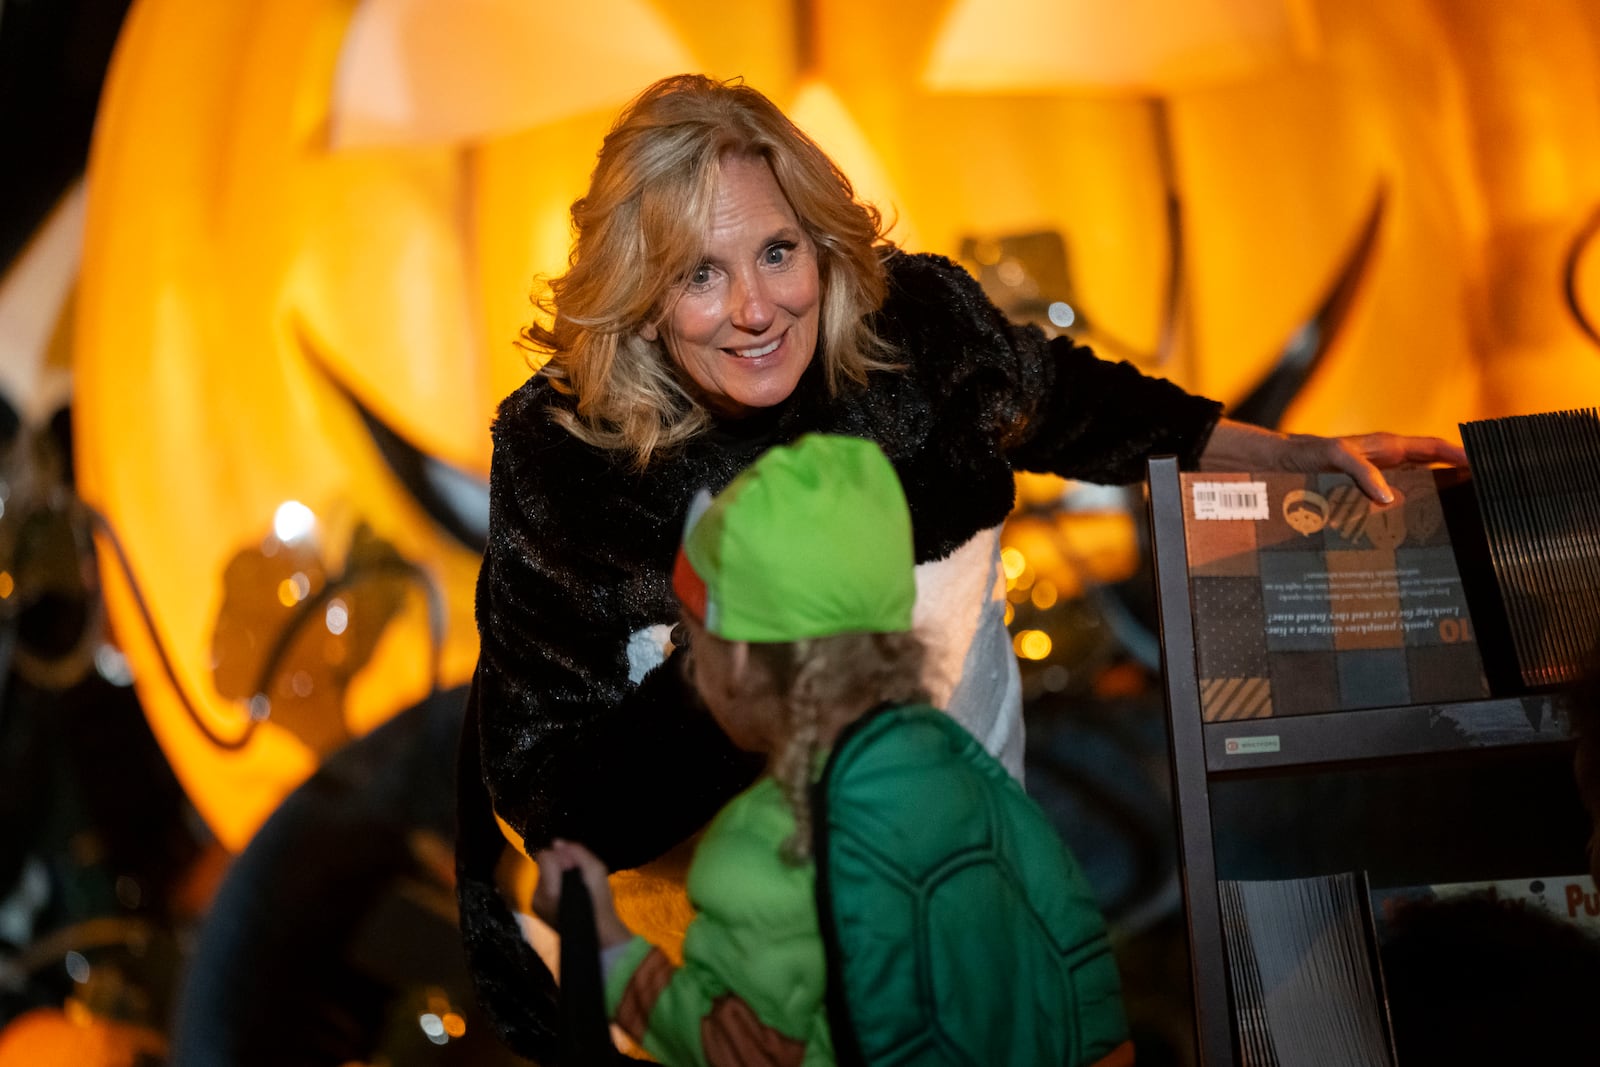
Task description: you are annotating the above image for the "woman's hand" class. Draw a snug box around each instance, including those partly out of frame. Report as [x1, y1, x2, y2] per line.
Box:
[1199, 418, 1469, 503]
[532, 839, 635, 950]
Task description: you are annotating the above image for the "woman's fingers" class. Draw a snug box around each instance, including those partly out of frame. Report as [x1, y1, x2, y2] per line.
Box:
[1299, 432, 1469, 503]
[1331, 441, 1393, 504]
[1344, 432, 1469, 469]
[1390, 434, 1469, 468]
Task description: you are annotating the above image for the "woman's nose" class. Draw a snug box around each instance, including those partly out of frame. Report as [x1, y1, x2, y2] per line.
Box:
[729, 271, 775, 332]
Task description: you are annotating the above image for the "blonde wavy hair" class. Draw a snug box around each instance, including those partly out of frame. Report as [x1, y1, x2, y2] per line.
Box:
[738, 631, 927, 863]
[521, 74, 898, 467]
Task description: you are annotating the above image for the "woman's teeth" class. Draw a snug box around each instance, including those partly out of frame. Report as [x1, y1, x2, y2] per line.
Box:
[733, 338, 781, 359]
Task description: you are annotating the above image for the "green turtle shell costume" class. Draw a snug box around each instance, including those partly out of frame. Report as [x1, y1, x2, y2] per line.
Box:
[590, 700, 1132, 1066]
[816, 702, 1130, 1066]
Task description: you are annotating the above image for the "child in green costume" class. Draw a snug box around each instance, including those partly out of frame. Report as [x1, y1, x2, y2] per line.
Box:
[533, 434, 1131, 1067]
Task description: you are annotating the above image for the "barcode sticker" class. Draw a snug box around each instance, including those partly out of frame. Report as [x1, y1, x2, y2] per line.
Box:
[1192, 481, 1269, 520]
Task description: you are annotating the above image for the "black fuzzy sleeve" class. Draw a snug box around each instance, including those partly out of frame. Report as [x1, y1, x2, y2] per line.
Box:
[884, 253, 1224, 484]
[1007, 332, 1224, 482]
[472, 384, 761, 871]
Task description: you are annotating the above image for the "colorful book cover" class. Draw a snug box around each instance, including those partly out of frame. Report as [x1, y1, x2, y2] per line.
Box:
[1180, 468, 1489, 721]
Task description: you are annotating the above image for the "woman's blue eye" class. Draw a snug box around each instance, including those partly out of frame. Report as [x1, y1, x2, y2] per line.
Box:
[688, 265, 713, 287]
[765, 243, 793, 264]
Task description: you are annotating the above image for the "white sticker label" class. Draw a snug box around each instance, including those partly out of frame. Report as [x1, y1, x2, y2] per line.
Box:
[1192, 481, 1269, 520]
[1224, 735, 1282, 755]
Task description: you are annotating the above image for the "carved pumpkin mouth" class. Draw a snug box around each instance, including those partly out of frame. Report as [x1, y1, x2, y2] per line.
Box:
[293, 320, 490, 554]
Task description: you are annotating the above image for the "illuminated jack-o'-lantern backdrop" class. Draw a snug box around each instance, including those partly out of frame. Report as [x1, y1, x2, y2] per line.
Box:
[74, 0, 1600, 856]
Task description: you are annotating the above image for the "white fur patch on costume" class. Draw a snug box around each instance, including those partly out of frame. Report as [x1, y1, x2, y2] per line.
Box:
[913, 525, 1025, 782]
[625, 623, 675, 684]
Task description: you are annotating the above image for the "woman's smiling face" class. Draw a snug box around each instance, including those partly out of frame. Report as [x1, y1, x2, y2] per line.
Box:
[646, 154, 821, 418]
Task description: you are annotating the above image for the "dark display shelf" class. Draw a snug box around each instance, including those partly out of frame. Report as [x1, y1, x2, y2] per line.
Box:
[1145, 455, 1588, 1067]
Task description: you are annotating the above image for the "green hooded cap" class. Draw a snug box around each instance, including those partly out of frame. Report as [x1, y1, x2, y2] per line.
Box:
[673, 434, 915, 642]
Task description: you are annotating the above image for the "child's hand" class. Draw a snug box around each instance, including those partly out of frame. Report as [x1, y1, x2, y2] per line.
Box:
[532, 839, 634, 949]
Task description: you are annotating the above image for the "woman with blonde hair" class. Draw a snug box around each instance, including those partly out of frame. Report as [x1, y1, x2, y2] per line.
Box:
[457, 73, 1466, 1060]
[524, 76, 894, 464]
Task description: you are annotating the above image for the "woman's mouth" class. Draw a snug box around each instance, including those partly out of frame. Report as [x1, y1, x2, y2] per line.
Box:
[729, 336, 782, 359]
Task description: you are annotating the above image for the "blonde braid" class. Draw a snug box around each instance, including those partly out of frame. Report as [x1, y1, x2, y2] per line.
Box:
[773, 640, 824, 863]
[752, 632, 928, 864]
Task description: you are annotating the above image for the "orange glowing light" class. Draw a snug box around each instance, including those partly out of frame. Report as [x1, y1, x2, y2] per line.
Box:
[276, 576, 306, 608]
[1014, 629, 1053, 660]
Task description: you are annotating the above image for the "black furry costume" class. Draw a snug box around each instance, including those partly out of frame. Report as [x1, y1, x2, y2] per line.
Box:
[457, 251, 1223, 1060]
